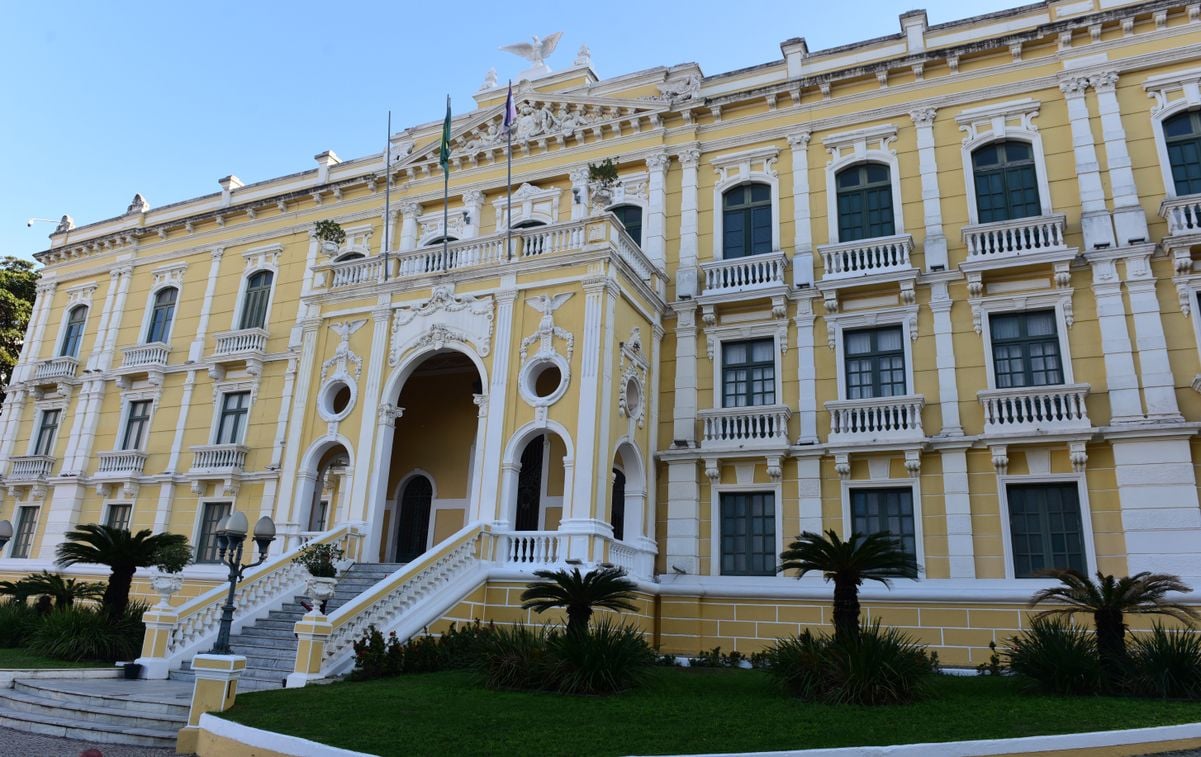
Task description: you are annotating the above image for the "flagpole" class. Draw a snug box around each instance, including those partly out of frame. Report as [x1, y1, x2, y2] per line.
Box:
[383, 110, 392, 282]
[506, 82, 513, 262]
[443, 95, 450, 270]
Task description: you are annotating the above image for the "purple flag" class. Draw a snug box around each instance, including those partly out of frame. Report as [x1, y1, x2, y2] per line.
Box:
[503, 82, 517, 134]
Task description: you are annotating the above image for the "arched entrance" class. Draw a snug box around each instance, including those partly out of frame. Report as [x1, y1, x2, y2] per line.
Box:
[300, 443, 351, 534]
[395, 475, 433, 562]
[509, 430, 571, 531]
[611, 443, 645, 543]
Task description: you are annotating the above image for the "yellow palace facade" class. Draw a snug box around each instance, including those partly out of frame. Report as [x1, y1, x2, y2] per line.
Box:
[4, 0, 1201, 678]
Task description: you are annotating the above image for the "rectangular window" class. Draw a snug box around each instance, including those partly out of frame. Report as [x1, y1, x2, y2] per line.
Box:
[215, 392, 251, 445]
[990, 311, 1063, 389]
[1007, 483, 1086, 578]
[105, 504, 132, 531]
[720, 492, 776, 576]
[844, 326, 906, 399]
[195, 501, 232, 563]
[10, 506, 38, 559]
[850, 488, 917, 561]
[121, 400, 152, 451]
[722, 339, 776, 408]
[33, 409, 61, 457]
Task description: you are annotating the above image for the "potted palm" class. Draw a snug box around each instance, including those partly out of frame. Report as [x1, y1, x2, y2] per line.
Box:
[586, 159, 619, 213]
[314, 220, 346, 254]
[293, 542, 345, 615]
[148, 541, 192, 609]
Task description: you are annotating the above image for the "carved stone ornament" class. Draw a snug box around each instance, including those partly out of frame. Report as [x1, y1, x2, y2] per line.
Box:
[55, 215, 75, 234]
[389, 287, 495, 367]
[653, 73, 701, 103]
[520, 293, 575, 362]
[126, 193, 150, 214]
[618, 327, 649, 428]
[321, 319, 366, 383]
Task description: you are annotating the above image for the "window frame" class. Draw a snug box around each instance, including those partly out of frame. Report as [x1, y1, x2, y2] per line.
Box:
[9, 506, 39, 559]
[214, 391, 251, 446]
[31, 408, 61, 457]
[956, 99, 1053, 225]
[970, 140, 1043, 224]
[720, 183, 774, 259]
[194, 500, 233, 564]
[121, 399, 154, 451]
[997, 475, 1096, 580]
[710, 483, 782, 577]
[143, 286, 179, 345]
[843, 325, 908, 400]
[1151, 100, 1201, 200]
[236, 269, 275, 331]
[981, 301, 1074, 389]
[104, 503, 133, 531]
[59, 305, 88, 359]
[834, 162, 897, 242]
[840, 478, 925, 577]
[609, 204, 644, 247]
[822, 125, 904, 244]
[709, 147, 781, 260]
[988, 310, 1065, 389]
[706, 322, 787, 413]
[720, 337, 778, 408]
[827, 307, 917, 402]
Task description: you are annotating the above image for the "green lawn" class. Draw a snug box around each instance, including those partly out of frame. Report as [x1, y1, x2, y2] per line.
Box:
[0, 647, 110, 669]
[225, 668, 1201, 756]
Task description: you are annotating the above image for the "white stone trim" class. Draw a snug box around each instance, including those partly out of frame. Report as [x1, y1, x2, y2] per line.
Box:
[822, 304, 918, 399]
[228, 245, 281, 332]
[137, 267, 186, 345]
[1145, 68, 1201, 199]
[709, 146, 781, 259]
[197, 713, 374, 757]
[995, 472, 1097, 581]
[840, 475, 926, 578]
[787, 132, 814, 286]
[491, 183, 562, 230]
[208, 379, 258, 445]
[705, 319, 787, 407]
[956, 99, 1053, 224]
[708, 480, 784, 577]
[976, 295, 1075, 389]
[822, 125, 903, 244]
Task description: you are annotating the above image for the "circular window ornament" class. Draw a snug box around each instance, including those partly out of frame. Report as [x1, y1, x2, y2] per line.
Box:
[318, 378, 356, 422]
[622, 376, 642, 418]
[519, 355, 569, 407]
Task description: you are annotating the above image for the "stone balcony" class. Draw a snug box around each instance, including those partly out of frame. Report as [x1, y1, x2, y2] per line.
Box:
[697, 252, 790, 308]
[825, 394, 926, 445]
[209, 328, 268, 378]
[5, 455, 55, 497]
[697, 404, 791, 451]
[978, 383, 1091, 437]
[818, 234, 915, 282]
[95, 450, 148, 477]
[960, 214, 1075, 274]
[30, 356, 78, 385]
[1160, 194, 1201, 238]
[116, 342, 170, 386]
[186, 444, 249, 496]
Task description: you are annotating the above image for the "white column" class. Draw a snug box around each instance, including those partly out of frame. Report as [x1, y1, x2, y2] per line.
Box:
[1113, 437, 1201, 581]
[665, 459, 700, 575]
[351, 302, 391, 525]
[1090, 71, 1149, 246]
[642, 324, 664, 553]
[67, 268, 132, 472]
[1060, 77, 1116, 250]
[16, 281, 57, 383]
[398, 201, 420, 251]
[676, 146, 701, 298]
[475, 286, 517, 524]
[589, 282, 620, 529]
[788, 132, 814, 286]
[96, 266, 132, 371]
[0, 389, 27, 473]
[797, 455, 823, 535]
[1124, 252, 1183, 421]
[565, 278, 609, 533]
[276, 323, 321, 528]
[1088, 255, 1145, 423]
[929, 279, 963, 435]
[83, 272, 118, 374]
[190, 248, 225, 362]
[794, 298, 818, 443]
[671, 304, 698, 444]
[644, 152, 670, 270]
[910, 109, 949, 270]
[462, 190, 485, 239]
[940, 447, 976, 578]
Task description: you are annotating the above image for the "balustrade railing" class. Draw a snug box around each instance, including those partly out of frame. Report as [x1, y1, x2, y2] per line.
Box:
[701, 253, 788, 294]
[607, 541, 656, 579]
[698, 405, 791, 446]
[963, 214, 1067, 259]
[1161, 195, 1201, 236]
[826, 395, 925, 442]
[213, 328, 268, 357]
[978, 383, 1091, 434]
[498, 531, 564, 567]
[818, 234, 913, 280]
[32, 356, 78, 383]
[188, 444, 248, 472]
[96, 450, 147, 476]
[7, 455, 54, 481]
[120, 343, 170, 370]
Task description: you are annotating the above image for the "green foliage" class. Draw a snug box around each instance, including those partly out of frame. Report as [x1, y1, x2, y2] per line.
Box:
[0, 579, 36, 604]
[17, 571, 105, 609]
[0, 601, 40, 647]
[778, 530, 919, 643]
[313, 220, 347, 246]
[350, 620, 496, 681]
[477, 620, 654, 695]
[55, 524, 187, 617]
[520, 566, 639, 638]
[975, 641, 1003, 676]
[152, 541, 192, 573]
[477, 624, 554, 691]
[0, 256, 38, 403]
[1004, 617, 1100, 696]
[1126, 625, 1201, 699]
[27, 601, 149, 662]
[293, 542, 344, 578]
[687, 646, 749, 668]
[762, 621, 938, 705]
[587, 159, 620, 187]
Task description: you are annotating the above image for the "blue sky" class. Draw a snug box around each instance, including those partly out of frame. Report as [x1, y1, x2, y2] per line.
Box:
[1, 0, 1017, 262]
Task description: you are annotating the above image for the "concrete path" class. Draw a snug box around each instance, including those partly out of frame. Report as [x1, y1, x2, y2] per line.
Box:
[0, 725, 181, 756]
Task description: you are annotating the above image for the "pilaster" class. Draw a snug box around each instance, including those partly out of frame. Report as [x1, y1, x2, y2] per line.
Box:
[1087, 254, 1145, 422]
[398, 201, 420, 251]
[929, 279, 963, 435]
[564, 276, 611, 534]
[909, 109, 948, 270]
[190, 248, 225, 362]
[1112, 436, 1201, 580]
[797, 456, 823, 534]
[940, 447, 976, 578]
[788, 132, 814, 286]
[17, 281, 56, 383]
[350, 301, 392, 534]
[1059, 76, 1117, 250]
[676, 146, 701, 298]
[794, 298, 819, 443]
[1090, 71, 1150, 245]
[671, 304, 699, 444]
[475, 284, 517, 523]
[277, 323, 322, 526]
[665, 458, 700, 575]
[1123, 251, 1183, 420]
[644, 152, 670, 270]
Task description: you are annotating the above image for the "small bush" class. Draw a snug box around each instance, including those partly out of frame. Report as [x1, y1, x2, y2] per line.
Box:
[547, 618, 654, 694]
[1004, 617, 1099, 696]
[1126, 625, 1201, 699]
[28, 601, 148, 662]
[351, 620, 497, 680]
[687, 647, 749, 668]
[0, 601, 39, 647]
[478, 624, 554, 692]
[763, 621, 937, 705]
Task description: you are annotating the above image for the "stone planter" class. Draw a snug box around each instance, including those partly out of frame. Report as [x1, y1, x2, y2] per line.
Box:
[321, 240, 341, 255]
[588, 184, 614, 215]
[149, 573, 184, 609]
[303, 575, 338, 615]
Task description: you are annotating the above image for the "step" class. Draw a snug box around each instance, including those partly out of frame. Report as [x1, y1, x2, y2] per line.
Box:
[0, 687, 185, 731]
[0, 704, 179, 748]
[12, 680, 192, 719]
[237, 627, 297, 641]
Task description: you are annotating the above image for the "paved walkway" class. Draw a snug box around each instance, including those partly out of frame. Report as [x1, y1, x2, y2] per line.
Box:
[0, 726, 180, 756]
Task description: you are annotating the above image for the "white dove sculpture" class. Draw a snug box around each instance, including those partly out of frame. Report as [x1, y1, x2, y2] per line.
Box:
[499, 32, 563, 80]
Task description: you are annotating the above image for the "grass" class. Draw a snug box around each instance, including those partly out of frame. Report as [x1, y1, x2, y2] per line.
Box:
[0, 647, 109, 669]
[224, 668, 1201, 756]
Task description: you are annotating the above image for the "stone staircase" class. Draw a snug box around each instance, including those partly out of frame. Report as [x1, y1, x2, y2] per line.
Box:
[170, 562, 404, 690]
[0, 678, 191, 748]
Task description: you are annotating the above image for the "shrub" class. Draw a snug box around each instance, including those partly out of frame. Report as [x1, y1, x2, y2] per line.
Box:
[1126, 625, 1201, 699]
[1004, 617, 1100, 696]
[350, 620, 497, 680]
[477, 624, 554, 692]
[0, 601, 39, 647]
[687, 647, 749, 668]
[293, 542, 344, 578]
[763, 621, 937, 705]
[28, 601, 148, 662]
[152, 542, 192, 573]
[546, 618, 655, 695]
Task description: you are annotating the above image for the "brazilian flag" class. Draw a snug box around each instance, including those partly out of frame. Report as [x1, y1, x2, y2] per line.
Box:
[439, 96, 451, 177]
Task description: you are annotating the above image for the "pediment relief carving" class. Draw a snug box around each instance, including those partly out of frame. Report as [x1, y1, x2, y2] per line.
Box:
[389, 287, 495, 366]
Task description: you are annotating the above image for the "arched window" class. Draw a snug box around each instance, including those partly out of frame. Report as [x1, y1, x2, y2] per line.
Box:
[145, 288, 177, 344]
[722, 184, 772, 258]
[611, 468, 626, 541]
[1164, 110, 1201, 197]
[511, 219, 546, 230]
[59, 306, 87, 358]
[610, 205, 643, 246]
[238, 271, 273, 330]
[334, 252, 364, 262]
[835, 164, 894, 241]
[972, 141, 1041, 223]
[424, 236, 459, 246]
[396, 475, 433, 562]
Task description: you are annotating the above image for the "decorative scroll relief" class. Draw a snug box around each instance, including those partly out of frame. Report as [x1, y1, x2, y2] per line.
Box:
[710, 146, 779, 186]
[1143, 67, 1201, 115]
[151, 263, 187, 289]
[492, 183, 562, 228]
[389, 287, 495, 367]
[955, 98, 1040, 144]
[65, 283, 97, 307]
[321, 319, 366, 382]
[418, 212, 466, 244]
[618, 327, 648, 428]
[242, 244, 282, 272]
[822, 124, 897, 165]
[520, 293, 575, 362]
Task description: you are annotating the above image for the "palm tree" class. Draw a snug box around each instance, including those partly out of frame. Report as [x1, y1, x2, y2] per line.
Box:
[778, 530, 919, 643]
[20, 571, 105, 609]
[56, 525, 187, 618]
[0, 579, 36, 604]
[520, 566, 639, 637]
[1029, 569, 1197, 682]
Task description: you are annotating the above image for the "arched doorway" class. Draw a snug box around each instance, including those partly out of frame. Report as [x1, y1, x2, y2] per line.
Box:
[611, 443, 645, 543]
[611, 468, 626, 541]
[307, 445, 350, 533]
[395, 475, 433, 562]
[509, 430, 570, 531]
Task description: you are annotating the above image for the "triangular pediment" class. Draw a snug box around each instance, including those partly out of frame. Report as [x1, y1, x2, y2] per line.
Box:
[395, 92, 669, 175]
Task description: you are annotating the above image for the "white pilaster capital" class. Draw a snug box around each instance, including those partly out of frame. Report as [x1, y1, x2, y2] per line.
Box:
[462, 189, 485, 206]
[673, 303, 698, 330]
[210, 246, 226, 261]
[646, 152, 671, 173]
[35, 281, 58, 295]
[569, 166, 589, 185]
[909, 107, 937, 127]
[400, 201, 421, 218]
[1089, 70, 1119, 93]
[1058, 76, 1090, 98]
[676, 147, 701, 169]
[786, 131, 812, 149]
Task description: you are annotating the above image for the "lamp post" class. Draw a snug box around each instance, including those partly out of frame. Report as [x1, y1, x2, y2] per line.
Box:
[209, 512, 276, 655]
[0, 519, 12, 554]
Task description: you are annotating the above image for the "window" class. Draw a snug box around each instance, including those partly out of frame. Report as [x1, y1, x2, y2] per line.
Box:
[307, 499, 329, 532]
[611, 468, 626, 542]
[722, 184, 772, 258]
[990, 311, 1063, 389]
[836, 164, 894, 242]
[121, 400, 152, 451]
[1164, 110, 1201, 197]
[610, 205, 643, 246]
[423, 236, 459, 247]
[511, 220, 546, 230]
[720, 492, 775, 576]
[10, 506, 38, 559]
[59, 306, 87, 358]
[844, 326, 906, 399]
[1007, 483, 1086, 577]
[972, 141, 1041, 223]
[850, 488, 916, 561]
[722, 339, 775, 408]
[195, 501, 231, 563]
[238, 271, 273, 330]
[33, 409, 60, 457]
[145, 288, 178, 344]
[215, 391, 251, 445]
[105, 504, 132, 531]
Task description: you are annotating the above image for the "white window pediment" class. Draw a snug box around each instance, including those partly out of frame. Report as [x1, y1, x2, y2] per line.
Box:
[492, 183, 562, 229]
[64, 283, 97, 308]
[241, 243, 282, 272]
[956, 98, 1053, 223]
[703, 317, 788, 363]
[822, 124, 897, 164]
[1143, 67, 1201, 116]
[417, 212, 467, 246]
[709, 146, 779, 187]
[150, 263, 187, 290]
